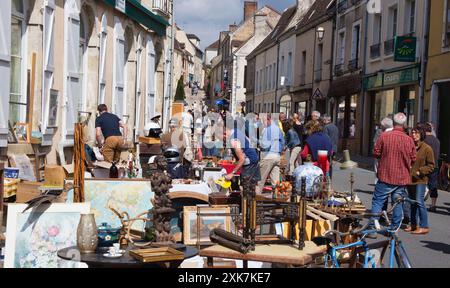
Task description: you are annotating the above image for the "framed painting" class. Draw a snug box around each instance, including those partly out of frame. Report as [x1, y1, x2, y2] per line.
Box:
[14, 122, 31, 143]
[66, 179, 154, 232]
[183, 205, 231, 246]
[4, 203, 91, 268]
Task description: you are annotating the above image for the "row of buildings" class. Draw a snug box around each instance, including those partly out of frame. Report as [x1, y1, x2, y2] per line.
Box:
[0, 0, 206, 166]
[205, 0, 450, 158]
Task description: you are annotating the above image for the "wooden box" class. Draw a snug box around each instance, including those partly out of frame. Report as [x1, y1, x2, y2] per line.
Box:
[129, 247, 184, 263]
[139, 137, 161, 145]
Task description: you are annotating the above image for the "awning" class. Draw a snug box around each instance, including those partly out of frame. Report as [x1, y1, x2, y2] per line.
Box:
[328, 74, 362, 97]
[103, 0, 170, 36]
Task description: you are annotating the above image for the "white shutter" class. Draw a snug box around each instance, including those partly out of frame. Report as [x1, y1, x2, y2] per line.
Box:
[98, 15, 107, 104]
[42, 2, 55, 131]
[134, 39, 142, 141]
[147, 39, 156, 122]
[66, 15, 81, 135]
[0, 0, 11, 143]
[115, 38, 125, 119]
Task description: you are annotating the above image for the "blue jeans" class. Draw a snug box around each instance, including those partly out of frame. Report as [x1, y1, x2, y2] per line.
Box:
[371, 181, 407, 230]
[408, 184, 429, 228]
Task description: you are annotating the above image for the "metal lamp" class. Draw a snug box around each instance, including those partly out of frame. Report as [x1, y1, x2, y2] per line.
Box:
[316, 26, 325, 41]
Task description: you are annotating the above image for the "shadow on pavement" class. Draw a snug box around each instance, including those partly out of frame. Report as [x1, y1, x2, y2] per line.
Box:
[428, 206, 450, 216]
[420, 241, 450, 254]
[355, 189, 374, 195]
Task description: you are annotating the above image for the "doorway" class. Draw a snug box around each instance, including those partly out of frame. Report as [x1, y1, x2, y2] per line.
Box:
[438, 82, 450, 158]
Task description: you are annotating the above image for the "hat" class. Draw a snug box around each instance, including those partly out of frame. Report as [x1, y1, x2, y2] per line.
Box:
[169, 118, 179, 127]
[151, 115, 161, 121]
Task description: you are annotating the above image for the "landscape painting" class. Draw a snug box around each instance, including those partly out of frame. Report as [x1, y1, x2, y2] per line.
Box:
[183, 206, 231, 245]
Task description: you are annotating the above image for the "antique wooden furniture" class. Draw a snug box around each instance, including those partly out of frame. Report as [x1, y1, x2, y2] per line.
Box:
[200, 242, 326, 268]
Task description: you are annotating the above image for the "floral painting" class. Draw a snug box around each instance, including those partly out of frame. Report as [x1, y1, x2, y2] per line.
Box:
[5, 203, 91, 268]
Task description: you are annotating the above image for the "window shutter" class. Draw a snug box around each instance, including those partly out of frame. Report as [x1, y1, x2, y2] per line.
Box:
[66, 15, 81, 135]
[115, 38, 125, 119]
[98, 16, 107, 104]
[42, 3, 55, 131]
[0, 0, 11, 138]
[146, 39, 156, 122]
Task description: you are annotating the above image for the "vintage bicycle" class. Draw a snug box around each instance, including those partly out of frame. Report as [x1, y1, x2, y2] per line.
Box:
[314, 197, 418, 268]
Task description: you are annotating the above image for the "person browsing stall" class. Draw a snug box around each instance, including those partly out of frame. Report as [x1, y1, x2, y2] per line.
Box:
[95, 104, 128, 163]
[224, 117, 261, 192]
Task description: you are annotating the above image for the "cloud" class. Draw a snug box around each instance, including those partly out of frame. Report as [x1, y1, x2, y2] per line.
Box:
[174, 0, 296, 50]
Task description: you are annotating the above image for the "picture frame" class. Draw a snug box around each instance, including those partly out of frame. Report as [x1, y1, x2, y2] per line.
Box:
[4, 203, 91, 268]
[183, 205, 231, 246]
[14, 122, 31, 143]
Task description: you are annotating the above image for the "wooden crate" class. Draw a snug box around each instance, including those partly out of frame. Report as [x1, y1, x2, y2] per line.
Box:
[129, 247, 184, 263]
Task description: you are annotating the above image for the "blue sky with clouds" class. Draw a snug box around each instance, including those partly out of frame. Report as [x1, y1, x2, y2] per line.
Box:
[174, 0, 296, 50]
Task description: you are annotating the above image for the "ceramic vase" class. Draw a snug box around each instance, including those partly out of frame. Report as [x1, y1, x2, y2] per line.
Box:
[77, 213, 98, 254]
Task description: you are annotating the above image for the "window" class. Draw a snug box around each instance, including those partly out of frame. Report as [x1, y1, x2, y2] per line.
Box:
[405, 0, 416, 34]
[373, 14, 382, 44]
[259, 69, 263, 93]
[265, 66, 268, 91]
[268, 65, 272, 90]
[351, 24, 360, 62]
[445, 0, 450, 47]
[287, 52, 292, 85]
[388, 6, 398, 39]
[338, 31, 345, 64]
[315, 44, 323, 81]
[301, 51, 307, 85]
[272, 63, 276, 89]
[256, 70, 259, 94]
[9, 0, 27, 125]
[280, 55, 285, 78]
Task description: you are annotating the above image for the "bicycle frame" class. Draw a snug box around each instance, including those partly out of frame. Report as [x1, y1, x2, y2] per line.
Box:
[325, 229, 412, 268]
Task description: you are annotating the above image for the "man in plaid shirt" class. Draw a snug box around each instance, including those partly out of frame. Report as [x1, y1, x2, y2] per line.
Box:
[369, 113, 416, 234]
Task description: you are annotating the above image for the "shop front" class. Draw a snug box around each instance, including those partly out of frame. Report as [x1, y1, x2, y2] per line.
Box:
[279, 95, 292, 118]
[328, 74, 362, 154]
[363, 64, 420, 155]
[292, 89, 311, 121]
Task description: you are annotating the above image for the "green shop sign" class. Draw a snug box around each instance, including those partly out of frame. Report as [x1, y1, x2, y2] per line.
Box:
[363, 65, 420, 91]
[394, 36, 417, 62]
[103, 0, 169, 36]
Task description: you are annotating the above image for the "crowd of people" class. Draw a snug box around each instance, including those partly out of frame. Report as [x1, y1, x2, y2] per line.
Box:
[93, 102, 443, 237]
[369, 112, 441, 236]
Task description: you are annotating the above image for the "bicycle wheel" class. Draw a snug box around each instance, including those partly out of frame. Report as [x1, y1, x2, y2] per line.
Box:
[395, 243, 412, 268]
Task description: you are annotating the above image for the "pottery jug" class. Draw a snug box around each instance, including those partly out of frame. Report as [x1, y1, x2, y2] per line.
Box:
[109, 162, 119, 178]
[77, 213, 98, 254]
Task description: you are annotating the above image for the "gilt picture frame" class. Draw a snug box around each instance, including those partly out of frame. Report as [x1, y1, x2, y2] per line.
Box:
[183, 205, 231, 246]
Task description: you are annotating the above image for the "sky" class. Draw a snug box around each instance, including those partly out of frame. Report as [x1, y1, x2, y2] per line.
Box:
[174, 0, 296, 50]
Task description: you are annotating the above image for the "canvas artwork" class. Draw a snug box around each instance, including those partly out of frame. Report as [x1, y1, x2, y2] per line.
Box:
[183, 206, 231, 245]
[4, 203, 91, 268]
[67, 180, 154, 232]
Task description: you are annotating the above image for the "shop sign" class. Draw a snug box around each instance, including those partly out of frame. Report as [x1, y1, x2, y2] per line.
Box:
[364, 65, 419, 91]
[394, 36, 417, 62]
[115, 0, 126, 13]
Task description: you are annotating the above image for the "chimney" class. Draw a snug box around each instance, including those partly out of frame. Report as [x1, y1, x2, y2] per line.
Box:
[229, 24, 238, 32]
[297, 0, 314, 16]
[254, 12, 268, 36]
[244, 1, 258, 21]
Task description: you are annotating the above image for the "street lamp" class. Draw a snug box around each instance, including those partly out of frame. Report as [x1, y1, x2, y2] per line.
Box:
[316, 26, 325, 41]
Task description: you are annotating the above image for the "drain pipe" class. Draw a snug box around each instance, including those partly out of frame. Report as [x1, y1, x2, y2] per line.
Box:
[418, 0, 430, 123]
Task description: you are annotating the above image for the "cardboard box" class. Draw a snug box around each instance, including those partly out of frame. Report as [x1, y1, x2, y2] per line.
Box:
[16, 181, 42, 203]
